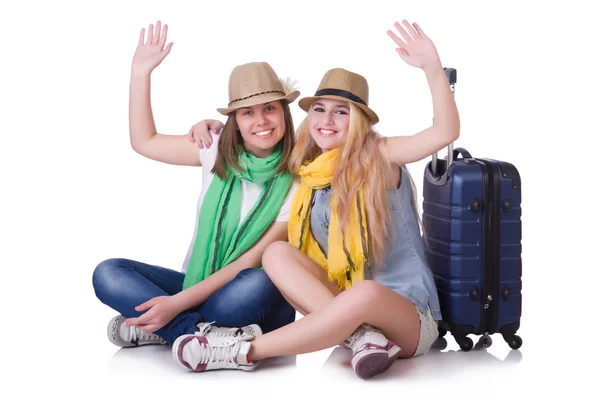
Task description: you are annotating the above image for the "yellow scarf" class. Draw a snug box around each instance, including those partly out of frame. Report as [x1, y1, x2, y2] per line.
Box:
[288, 149, 370, 291]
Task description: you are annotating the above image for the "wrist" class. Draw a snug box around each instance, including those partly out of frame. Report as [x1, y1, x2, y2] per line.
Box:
[130, 66, 152, 80]
[422, 60, 444, 76]
[170, 291, 189, 311]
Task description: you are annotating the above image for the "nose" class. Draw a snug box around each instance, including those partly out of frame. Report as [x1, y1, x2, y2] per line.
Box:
[256, 110, 268, 126]
[323, 110, 335, 125]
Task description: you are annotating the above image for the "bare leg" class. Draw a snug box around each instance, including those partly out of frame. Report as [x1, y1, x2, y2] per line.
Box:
[248, 279, 420, 361]
[262, 242, 339, 316]
[170, 244, 420, 375]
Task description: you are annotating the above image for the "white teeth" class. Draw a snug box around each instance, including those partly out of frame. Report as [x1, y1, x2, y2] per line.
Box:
[319, 129, 337, 136]
[255, 129, 273, 136]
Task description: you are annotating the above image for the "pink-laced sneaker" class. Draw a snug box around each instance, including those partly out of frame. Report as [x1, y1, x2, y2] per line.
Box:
[172, 334, 256, 372]
[346, 324, 401, 379]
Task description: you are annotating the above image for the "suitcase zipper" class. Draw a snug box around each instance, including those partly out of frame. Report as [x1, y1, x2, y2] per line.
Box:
[478, 159, 500, 334]
[490, 162, 501, 334]
[477, 160, 491, 334]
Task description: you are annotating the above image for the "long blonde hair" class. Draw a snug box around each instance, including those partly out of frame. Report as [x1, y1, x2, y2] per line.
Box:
[290, 103, 395, 267]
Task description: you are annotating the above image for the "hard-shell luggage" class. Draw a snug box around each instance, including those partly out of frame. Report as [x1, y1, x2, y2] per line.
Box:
[422, 68, 523, 351]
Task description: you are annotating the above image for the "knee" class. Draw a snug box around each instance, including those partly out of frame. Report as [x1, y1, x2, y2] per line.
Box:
[222, 268, 282, 306]
[347, 280, 386, 312]
[234, 268, 277, 296]
[92, 258, 127, 301]
[262, 241, 293, 272]
[92, 258, 117, 290]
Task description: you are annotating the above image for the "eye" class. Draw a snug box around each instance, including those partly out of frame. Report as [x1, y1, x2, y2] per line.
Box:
[242, 110, 253, 116]
[312, 107, 324, 112]
[336, 110, 348, 115]
[265, 105, 275, 112]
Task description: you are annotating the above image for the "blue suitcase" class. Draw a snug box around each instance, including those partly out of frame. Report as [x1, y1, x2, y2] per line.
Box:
[422, 68, 523, 351]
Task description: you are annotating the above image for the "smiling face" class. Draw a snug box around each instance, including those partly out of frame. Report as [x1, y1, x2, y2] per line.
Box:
[307, 98, 351, 152]
[234, 101, 286, 157]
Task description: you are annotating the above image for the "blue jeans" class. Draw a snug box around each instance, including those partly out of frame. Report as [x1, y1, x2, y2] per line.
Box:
[92, 258, 295, 345]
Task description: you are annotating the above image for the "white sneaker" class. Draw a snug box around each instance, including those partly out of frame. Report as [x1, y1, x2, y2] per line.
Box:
[346, 324, 400, 379]
[107, 315, 167, 348]
[196, 322, 262, 339]
[345, 325, 401, 358]
[172, 334, 256, 372]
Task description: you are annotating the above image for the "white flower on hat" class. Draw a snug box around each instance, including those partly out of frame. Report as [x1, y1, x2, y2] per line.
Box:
[280, 76, 299, 95]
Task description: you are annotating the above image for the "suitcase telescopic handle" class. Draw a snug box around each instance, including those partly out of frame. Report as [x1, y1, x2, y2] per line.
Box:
[431, 67, 457, 174]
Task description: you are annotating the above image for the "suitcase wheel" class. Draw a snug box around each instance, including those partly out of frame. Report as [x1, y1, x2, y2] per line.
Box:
[476, 335, 493, 348]
[501, 331, 523, 350]
[456, 336, 474, 352]
[507, 335, 522, 350]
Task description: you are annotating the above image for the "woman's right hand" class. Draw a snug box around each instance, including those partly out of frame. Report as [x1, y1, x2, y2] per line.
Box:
[188, 119, 224, 149]
[131, 20, 173, 76]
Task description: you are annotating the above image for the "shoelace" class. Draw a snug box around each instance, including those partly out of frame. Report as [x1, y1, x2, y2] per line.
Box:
[196, 322, 243, 338]
[195, 341, 240, 365]
[128, 326, 162, 342]
[208, 327, 244, 338]
[196, 323, 212, 337]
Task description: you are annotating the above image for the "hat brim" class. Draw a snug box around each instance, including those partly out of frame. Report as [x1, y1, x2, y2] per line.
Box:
[298, 95, 379, 124]
[217, 90, 300, 115]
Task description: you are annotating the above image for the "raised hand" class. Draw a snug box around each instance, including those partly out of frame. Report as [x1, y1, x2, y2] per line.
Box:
[131, 20, 174, 76]
[387, 20, 442, 71]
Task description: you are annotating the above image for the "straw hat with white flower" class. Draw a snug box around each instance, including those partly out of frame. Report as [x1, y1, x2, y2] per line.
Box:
[217, 62, 300, 115]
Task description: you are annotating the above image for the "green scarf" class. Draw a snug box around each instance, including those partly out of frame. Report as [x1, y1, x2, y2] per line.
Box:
[182, 145, 293, 290]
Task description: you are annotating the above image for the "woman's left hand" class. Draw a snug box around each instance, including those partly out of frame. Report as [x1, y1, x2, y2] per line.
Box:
[387, 20, 442, 71]
[125, 296, 181, 332]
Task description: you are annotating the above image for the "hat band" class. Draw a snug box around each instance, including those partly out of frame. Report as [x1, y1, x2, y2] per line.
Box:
[228, 90, 285, 106]
[314, 88, 367, 106]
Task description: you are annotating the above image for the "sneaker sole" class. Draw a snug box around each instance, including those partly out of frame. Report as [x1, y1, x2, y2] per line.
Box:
[352, 349, 389, 380]
[383, 347, 402, 372]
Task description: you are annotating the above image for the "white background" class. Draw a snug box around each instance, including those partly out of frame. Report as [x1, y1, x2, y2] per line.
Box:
[1, 0, 598, 395]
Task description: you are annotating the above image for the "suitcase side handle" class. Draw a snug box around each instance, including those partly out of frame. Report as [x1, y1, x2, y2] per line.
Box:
[431, 67, 457, 176]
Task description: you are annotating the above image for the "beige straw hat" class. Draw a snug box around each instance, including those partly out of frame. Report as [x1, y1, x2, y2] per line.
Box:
[217, 62, 300, 115]
[298, 68, 379, 124]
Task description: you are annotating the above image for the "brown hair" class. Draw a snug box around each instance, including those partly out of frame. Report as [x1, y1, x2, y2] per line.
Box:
[289, 103, 395, 267]
[212, 101, 295, 179]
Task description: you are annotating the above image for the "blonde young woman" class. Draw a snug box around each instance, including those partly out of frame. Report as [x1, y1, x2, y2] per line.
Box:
[93, 21, 301, 349]
[180, 19, 459, 379]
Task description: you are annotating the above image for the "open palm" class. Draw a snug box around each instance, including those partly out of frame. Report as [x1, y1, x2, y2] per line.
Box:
[387, 20, 441, 70]
[132, 21, 173, 75]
